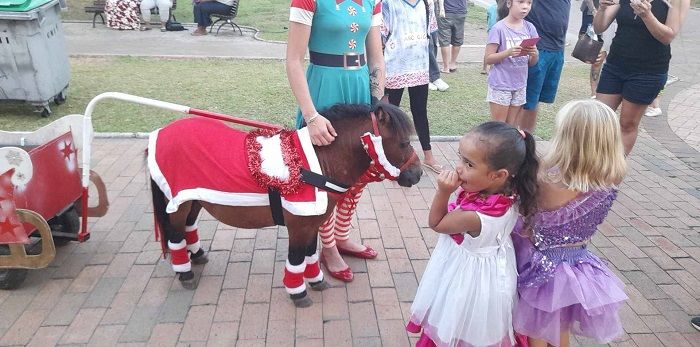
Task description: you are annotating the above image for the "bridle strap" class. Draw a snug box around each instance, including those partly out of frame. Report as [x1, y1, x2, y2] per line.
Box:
[369, 111, 380, 136]
[399, 151, 418, 172]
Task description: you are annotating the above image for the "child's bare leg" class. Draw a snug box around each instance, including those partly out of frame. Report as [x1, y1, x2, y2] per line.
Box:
[489, 103, 509, 122]
[506, 106, 522, 125]
[528, 337, 548, 347]
[559, 330, 570, 347]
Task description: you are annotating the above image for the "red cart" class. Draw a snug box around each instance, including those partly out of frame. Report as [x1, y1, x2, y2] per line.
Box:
[0, 110, 108, 289]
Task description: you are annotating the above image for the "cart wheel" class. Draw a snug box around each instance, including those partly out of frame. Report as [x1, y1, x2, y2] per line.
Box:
[54, 90, 67, 105]
[49, 206, 80, 246]
[40, 108, 51, 118]
[0, 246, 29, 290]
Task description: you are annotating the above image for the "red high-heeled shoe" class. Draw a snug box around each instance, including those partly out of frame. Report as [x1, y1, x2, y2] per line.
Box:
[320, 252, 353, 282]
[337, 244, 378, 259]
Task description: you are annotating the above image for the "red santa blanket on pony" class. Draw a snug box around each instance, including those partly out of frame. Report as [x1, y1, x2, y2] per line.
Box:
[147, 117, 328, 216]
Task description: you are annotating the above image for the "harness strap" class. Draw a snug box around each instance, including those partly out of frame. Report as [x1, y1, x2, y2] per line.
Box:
[268, 187, 285, 226]
[300, 169, 350, 194]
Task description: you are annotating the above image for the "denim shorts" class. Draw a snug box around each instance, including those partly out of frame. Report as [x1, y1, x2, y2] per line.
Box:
[524, 49, 564, 110]
[596, 62, 667, 105]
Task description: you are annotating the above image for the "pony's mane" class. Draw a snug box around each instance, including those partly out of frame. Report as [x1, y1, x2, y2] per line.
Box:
[318, 102, 414, 140]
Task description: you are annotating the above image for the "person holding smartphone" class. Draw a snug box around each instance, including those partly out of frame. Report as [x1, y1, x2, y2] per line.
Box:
[594, 0, 691, 155]
[483, 0, 539, 124]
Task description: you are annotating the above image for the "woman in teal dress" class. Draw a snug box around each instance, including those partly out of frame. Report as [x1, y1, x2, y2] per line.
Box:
[286, 0, 386, 281]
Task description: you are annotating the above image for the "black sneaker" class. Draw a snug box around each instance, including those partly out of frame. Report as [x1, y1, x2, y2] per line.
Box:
[692, 316, 700, 332]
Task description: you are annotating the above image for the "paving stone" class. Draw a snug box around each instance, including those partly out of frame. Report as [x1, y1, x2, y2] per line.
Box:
[378, 319, 410, 347]
[59, 308, 106, 344]
[157, 290, 195, 324]
[0, 309, 50, 346]
[179, 305, 216, 342]
[146, 323, 182, 347]
[214, 289, 246, 322]
[322, 320, 352, 347]
[119, 306, 161, 343]
[349, 302, 379, 338]
[87, 324, 125, 347]
[238, 303, 269, 340]
[26, 325, 67, 347]
[83, 277, 126, 308]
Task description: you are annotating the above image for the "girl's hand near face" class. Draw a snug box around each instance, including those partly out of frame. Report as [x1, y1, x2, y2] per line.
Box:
[436, 170, 462, 194]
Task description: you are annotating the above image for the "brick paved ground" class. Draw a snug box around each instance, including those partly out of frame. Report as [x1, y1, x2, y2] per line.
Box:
[1, 127, 698, 346]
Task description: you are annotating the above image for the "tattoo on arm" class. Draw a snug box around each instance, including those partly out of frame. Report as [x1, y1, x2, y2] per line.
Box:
[369, 65, 385, 99]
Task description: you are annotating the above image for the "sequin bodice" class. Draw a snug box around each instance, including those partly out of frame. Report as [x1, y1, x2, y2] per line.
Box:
[532, 189, 617, 250]
[514, 189, 618, 288]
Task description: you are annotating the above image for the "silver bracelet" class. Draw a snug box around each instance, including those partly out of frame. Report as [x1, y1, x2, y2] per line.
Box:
[307, 112, 320, 125]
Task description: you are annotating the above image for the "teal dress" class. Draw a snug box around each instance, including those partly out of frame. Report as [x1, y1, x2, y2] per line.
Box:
[290, 0, 380, 128]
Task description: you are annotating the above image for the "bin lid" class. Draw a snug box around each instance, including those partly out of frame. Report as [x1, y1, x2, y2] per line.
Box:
[0, 0, 52, 12]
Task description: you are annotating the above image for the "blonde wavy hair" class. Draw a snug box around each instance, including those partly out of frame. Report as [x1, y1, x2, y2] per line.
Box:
[542, 100, 627, 191]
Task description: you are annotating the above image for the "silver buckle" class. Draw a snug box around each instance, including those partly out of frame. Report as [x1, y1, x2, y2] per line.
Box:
[343, 52, 362, 70]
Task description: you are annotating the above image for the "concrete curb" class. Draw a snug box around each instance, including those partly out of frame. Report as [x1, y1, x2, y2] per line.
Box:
[94, 132, 463, 142]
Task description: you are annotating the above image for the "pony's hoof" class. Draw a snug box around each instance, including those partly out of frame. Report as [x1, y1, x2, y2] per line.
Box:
[292, 295, 313, 308]
[309, 280, 331, 291]
[190, 249, 209, 265]
[178, 271, 198, 290]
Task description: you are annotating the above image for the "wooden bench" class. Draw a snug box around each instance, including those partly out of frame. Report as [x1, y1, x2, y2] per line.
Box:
[84, 0, 106, 28]
[84, 0, 178, 28]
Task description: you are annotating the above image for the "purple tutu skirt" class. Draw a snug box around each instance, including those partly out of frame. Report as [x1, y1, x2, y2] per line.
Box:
[512, 235, 627, 346]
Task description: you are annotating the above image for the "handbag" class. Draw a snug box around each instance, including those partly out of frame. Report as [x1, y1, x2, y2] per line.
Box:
[165, 19, 186, 31]
[572, 34, 603, 64]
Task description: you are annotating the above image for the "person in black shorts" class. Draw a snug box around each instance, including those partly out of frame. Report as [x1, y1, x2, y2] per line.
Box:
[593, 0, 690, 155]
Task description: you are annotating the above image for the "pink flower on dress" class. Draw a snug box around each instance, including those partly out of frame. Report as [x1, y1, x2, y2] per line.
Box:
[347, 6, 357, 16]
[350, 22, 359, 33]
[348, 39, 357, 50]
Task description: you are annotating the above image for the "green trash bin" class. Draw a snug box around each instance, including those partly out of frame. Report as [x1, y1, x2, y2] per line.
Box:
[0, 0, 70, 117]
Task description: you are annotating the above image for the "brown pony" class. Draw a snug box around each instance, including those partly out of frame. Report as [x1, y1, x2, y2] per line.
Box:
[149, 102, 422, 307]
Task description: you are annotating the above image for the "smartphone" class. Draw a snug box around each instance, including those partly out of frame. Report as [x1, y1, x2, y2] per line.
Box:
[517, 37, 540, 56]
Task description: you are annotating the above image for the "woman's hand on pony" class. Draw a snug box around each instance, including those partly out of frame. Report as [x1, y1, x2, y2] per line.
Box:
[436, 170, 462, 194]
[308, 115, 337, 146]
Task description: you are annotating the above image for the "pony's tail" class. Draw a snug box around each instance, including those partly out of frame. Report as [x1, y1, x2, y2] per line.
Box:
[514, 131, 539, 221]
[150, 178, 170, 256]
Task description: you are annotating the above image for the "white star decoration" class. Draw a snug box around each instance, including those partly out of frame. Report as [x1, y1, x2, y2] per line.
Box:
[5, 151, 23, 166]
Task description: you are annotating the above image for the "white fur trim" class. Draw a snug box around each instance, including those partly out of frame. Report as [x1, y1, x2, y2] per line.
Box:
[285, 282, 307, 295]
[172, 262, 191, 273]
[168, 240, 186, 251]
[149, 127, 328, 216]
[286, 260, 306, 273]
[257, 134, 290, 181]
[367, 133, 401, 178]
[187, 241, 201, 253]
[185, 225, 198, 232]
[305, 271, 324, 283]
[290, 7, 313, 26]
[305, 253, 319, 264]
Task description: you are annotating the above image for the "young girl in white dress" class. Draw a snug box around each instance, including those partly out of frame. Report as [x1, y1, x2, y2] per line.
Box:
[407, 121, 540, 347]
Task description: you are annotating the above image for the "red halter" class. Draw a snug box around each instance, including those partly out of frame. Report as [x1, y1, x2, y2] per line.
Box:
[357, 112, 418, 184]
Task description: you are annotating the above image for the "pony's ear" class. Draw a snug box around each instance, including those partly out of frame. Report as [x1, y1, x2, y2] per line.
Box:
[374, 103, 391, 124]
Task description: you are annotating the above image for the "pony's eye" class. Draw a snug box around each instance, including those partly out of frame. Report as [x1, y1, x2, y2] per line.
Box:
[400, 141, 410, 149]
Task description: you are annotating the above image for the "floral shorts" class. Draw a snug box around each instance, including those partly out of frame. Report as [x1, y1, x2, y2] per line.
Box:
[487, 86, 526, 106]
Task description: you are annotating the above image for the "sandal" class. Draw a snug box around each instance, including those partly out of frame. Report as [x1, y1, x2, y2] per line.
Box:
[422, 162, 444, 174]
[139, 26, 151, 31]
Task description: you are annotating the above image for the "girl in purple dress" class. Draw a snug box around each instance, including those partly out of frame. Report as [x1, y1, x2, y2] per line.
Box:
[512, 99, 628, 346]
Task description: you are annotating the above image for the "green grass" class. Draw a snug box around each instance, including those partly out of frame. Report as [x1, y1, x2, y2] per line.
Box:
[0, 57, 590, 139]
[62, 0, 486, 41]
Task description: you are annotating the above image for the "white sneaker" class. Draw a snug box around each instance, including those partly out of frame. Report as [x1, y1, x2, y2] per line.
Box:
[428, 82, 438, 91]
[644, 107, 662, 117]
[433, 78, 449, 91]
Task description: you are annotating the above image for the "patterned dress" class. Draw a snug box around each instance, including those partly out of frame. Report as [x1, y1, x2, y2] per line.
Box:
[105, 0, 141, 30]
[380, 0, 429, 89]
[289, 0, 382, 128]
